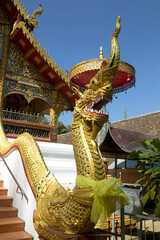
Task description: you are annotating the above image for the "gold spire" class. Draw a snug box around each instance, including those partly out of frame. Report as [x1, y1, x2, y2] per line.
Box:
[124, 108, 127, 119]
[99, 46, 104, 59]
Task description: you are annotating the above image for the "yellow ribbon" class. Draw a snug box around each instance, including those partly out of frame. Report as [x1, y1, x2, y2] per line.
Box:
[76, 175, 129, 224]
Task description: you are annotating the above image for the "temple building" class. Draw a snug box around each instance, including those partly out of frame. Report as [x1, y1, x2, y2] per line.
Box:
[0, 0, 76, 142]
[1, 2, 160, 240]
[0, 1, 136, 143]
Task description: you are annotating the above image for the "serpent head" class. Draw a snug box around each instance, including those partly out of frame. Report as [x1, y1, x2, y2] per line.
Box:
[72, 16, 121, 140]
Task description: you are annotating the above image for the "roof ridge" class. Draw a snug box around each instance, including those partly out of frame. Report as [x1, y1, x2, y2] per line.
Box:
[12, 0, 32, 23]
[110, 125, 160, 137]
[112, 110, 160, 123]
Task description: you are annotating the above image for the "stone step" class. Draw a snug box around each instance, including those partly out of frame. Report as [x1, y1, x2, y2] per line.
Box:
[0, 231, 33, 240]
[0, 195, 13, 206]
[0, 178, 33, 239]
[0, 217, 25, 233]
[0, 179, 3, 187]
[0, 206, 18, 218]
[0, 187, 8, 196]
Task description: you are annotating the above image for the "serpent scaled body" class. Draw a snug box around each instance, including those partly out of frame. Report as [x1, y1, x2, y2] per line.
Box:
[0, 17, 123, 239]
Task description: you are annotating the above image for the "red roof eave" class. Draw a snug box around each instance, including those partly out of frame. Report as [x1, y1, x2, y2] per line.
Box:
[9, 25, 76, 105]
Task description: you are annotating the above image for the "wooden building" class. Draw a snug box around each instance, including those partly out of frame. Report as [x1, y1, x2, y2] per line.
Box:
[99, 124, 160, 183]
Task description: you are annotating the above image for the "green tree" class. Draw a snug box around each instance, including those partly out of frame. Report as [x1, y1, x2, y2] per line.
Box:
[129, 138, 160, 216]
[56, 121, 72, 135]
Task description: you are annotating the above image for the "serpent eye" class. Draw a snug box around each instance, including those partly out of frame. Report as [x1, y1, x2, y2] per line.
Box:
[92, 80, 95, 84]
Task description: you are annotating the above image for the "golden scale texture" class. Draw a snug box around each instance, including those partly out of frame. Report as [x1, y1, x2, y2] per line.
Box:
[0, 8, 121, 239]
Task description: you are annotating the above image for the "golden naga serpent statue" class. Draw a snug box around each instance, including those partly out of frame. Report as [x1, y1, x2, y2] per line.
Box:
[0, 17, 128, 239]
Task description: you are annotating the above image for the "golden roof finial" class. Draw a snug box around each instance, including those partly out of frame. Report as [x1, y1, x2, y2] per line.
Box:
[99, 46, 104, 59]
[27, 3, 43, 29]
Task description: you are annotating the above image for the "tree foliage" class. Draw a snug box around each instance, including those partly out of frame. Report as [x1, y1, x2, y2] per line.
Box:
[56, 121, 72, 135]
[40, 117, 49, 125]
[129, 138, 160, 216]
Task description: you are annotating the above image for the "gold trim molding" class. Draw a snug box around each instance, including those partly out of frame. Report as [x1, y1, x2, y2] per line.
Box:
[10, 22, 70, 87]
[69, 59, 135, 80]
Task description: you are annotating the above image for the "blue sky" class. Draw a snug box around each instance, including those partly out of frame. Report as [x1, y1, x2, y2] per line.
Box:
[22, 0, 160, 126]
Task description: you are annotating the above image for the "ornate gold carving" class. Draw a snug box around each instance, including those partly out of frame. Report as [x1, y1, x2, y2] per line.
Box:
[10, 20, 70, 86]
[7, 42, 51, 90]
[70, 60, 135, 88]
[10, 26, 21, 39]
[34, 56, 41, 64]
[49, 106, 62, 126]
[11, 0, 34, 26]
[4, 26, 10, 35]
[39, 63, 49, 73]
[0, 13, 11, 112]
[69, 59, 135, 81]
[99, 46, 104, 59]
[26, 3, 43, 28]
[5, 42, 57, 105]
[49, 91, 63, 126]
[49, 108, 55, 126]
[5, 40, 73, 109]
[69, 18, 133, 84]
[4, 79, 52, 105]
[24, 47, 35, 58]
[57, 91, 72, 106]
[19, 38, 26, 47]
[118, 61, 135, 77]
[0, 27, 4, 58]
[0, 17, 129, 240]
[53, 81, 66, 90]
[8, 2, 67, 96]
[66, 91, 72, 97]
[48, 72, 55, 79]
[69, 58, 103, 80]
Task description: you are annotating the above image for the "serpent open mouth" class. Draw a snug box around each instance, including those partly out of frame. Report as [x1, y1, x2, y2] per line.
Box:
[85, 95, 111, 115]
